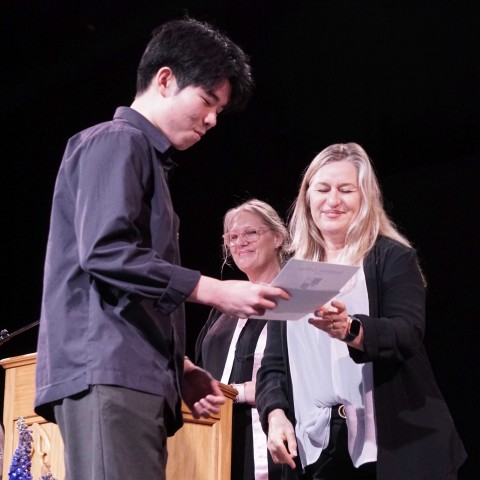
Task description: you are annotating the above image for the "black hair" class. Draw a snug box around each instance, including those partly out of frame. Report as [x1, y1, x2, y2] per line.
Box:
[136, 17, 253, 111]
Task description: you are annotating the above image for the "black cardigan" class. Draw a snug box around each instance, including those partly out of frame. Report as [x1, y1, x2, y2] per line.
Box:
[256, 236, 467, 480]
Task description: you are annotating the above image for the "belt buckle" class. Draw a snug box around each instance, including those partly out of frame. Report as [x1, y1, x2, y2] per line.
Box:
[338, 404, 347, 419]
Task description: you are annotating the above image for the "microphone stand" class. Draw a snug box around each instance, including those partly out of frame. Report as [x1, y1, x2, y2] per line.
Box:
[0, 320, 40, 346]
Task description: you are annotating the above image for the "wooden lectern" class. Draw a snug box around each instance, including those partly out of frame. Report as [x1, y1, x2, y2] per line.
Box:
[1, 353, 235, 480]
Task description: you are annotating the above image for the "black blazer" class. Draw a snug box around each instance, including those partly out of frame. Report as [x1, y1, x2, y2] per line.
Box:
[256, 236, 467, 480]
[195, 310, 282, 480]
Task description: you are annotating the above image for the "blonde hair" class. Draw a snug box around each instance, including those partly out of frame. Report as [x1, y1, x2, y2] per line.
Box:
[222, 199, 290, 267]
[289, 142, 411, 265]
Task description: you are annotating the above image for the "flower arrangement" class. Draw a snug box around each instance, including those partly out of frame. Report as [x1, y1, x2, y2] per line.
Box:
[7, 417, 56, 480]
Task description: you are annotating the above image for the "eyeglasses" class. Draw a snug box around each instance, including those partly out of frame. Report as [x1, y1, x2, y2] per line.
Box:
[222, 228, 270, 247]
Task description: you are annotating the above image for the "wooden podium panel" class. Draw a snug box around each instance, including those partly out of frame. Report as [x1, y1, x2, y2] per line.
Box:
[0, 353, 63, 479]
[166, 384, 235, 480]
[1, 353, 234, 480]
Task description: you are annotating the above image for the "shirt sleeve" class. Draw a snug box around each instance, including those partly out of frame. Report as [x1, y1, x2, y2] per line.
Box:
[256, 320, 292, 434]
[66, 127, 200, 313]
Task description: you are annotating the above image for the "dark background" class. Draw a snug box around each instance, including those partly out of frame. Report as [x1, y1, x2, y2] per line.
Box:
[1, 0, 478, 477]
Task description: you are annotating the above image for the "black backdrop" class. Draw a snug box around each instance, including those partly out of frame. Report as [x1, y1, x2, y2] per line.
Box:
[1, 1, 478, 477]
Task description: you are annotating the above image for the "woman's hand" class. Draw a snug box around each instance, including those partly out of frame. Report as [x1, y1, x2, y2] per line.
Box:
[267, 409, 297, 469]
[308, 299, 364, 350]
[244, 380, 256, 406]
[308, 299, 349, 340]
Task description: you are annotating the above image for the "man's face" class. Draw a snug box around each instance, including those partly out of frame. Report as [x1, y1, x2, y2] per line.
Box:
[160, 78, 231, 150]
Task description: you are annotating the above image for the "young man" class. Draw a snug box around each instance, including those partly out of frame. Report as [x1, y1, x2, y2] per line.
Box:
[34, 18, 288, 480]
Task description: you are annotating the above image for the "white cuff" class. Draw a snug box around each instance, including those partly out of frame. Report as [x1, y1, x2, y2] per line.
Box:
[231, 383, 246, 404]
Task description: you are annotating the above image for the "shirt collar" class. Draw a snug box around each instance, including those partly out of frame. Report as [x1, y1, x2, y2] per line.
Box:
[162, 150, 178, 176]
[113, 106, 172, 156]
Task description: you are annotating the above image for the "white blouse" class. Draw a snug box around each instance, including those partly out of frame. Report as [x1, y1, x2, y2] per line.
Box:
[287, 267, 377, 468]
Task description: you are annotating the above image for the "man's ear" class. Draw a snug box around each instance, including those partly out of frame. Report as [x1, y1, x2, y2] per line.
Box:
[155, 67, 176, 96]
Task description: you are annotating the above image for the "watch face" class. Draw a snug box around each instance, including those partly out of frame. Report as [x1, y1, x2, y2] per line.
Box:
[350, 318, 361, 336]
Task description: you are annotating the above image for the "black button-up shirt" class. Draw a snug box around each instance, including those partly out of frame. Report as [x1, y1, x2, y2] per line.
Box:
[35, 107, 201, 432]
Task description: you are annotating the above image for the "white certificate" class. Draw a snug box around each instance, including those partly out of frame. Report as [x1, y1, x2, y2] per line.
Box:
[251, 258, 359, 321]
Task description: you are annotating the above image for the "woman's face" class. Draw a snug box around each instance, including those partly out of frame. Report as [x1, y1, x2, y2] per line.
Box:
[225, 211, 281, 280]
[308, 160, 361, 242]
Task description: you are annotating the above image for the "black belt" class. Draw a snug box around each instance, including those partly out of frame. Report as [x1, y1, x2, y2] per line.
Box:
[331, 404, 347, 420]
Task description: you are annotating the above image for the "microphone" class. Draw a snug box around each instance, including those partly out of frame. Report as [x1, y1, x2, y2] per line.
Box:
[0, 320, 40, 346]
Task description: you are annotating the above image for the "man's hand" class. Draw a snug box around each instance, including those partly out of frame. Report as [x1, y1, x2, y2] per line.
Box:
[267, 409, 297, 469]
[182, 358, 225, 419]
[188, 276, 290, 319]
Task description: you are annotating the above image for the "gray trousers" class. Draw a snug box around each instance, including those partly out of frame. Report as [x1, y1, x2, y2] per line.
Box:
[54, 385, 168, 480]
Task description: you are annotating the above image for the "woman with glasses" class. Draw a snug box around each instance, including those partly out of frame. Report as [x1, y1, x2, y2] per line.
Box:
[256, 143, 467, 480]
[195, 199, 289, 480]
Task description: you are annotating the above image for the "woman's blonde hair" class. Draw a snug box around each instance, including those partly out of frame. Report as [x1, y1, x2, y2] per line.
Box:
[289, 142, 410, 264]
[222, 199, 290, 267]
